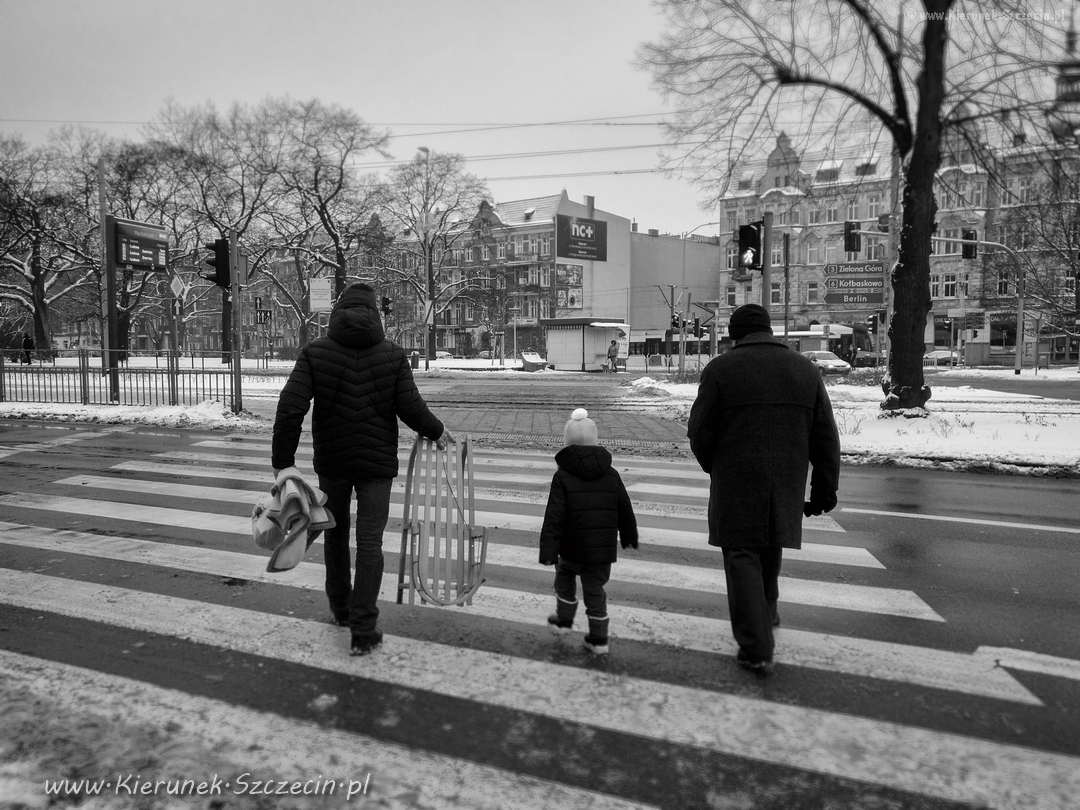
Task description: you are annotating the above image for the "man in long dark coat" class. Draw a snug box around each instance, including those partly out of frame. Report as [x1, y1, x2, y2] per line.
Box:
[687, 304, 840, 672]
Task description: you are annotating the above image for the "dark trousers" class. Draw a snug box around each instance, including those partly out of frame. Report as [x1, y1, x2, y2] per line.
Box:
[721, 546, 783, 662]
[553, 559, 611, 620]
[318, 475, 393, 638]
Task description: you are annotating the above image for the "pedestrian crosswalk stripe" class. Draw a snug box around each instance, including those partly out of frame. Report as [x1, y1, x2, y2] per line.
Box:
[55, 473, 869, 566]
[0, 521, 1040, 703]
[130, 452, 850, 533]
[0, 649, 656, 810]
[0, 493, 937, 620]
[3, 568, 1075, 809]
[0, 430, 118, 459]
[843, 507, 1080, 535]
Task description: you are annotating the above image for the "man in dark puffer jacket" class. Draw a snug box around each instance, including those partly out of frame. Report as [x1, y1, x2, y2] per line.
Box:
[539, 408, 638, 655]
[272, 283, 452, 656]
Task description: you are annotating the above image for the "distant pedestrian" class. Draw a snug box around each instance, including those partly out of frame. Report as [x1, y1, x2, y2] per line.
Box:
[21, 333, 33, 364]
[687, 304, 840, 673]
[606, 339, 619, 372]
[539, 408, 638, 655]
[272, 283, 454, 657]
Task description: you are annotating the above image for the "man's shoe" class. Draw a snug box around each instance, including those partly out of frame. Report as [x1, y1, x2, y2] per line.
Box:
[736, 648, 773, 673]
[350, 631, 384, 656]
[547, 614, 573, 634]
[583, 635, 609, 655]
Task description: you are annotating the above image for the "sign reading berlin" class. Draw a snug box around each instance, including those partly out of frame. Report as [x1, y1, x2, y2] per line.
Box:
[556, 214, 607, 261]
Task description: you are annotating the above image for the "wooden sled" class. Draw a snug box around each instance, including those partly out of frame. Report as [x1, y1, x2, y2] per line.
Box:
[396, 435, 488, 607]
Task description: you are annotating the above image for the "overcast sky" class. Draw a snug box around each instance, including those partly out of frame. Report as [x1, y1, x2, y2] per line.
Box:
[0, 0, 726, 236]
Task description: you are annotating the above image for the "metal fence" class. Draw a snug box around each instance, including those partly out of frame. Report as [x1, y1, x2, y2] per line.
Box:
[0, 350, 236, 409]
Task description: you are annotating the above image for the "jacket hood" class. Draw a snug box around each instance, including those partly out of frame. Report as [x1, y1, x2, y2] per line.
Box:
[555, 445, 613, 481]
[328, 284, 385, 349]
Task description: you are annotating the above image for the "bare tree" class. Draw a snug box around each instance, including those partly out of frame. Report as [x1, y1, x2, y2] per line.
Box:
[639, 0, 1060, 408]
[379, 150, 490, 364]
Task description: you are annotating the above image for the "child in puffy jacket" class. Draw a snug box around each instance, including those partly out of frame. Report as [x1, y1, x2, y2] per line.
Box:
[539, 408, 638, 655]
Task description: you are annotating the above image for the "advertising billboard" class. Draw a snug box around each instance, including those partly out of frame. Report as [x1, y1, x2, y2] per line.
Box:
[556, 214, 607, 261]
[555, 263, 583, 309]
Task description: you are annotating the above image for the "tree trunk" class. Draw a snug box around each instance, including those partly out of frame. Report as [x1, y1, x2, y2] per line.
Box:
[883, 7, 952, 410]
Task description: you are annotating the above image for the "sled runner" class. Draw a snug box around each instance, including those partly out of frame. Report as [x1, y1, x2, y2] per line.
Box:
[396, 435, 488, 607]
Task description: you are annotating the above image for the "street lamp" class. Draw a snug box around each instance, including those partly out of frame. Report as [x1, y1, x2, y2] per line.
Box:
[418, 147, 435, 371]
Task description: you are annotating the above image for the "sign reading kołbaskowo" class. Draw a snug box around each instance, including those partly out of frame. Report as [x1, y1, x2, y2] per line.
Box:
[822, 262, 884, 275]
[114, 218, 168, 271]
[823, 276, 884, 292]
[556, 214, 607, 261]
[823, 291, 885, 305]
[309, 278, 333, 312]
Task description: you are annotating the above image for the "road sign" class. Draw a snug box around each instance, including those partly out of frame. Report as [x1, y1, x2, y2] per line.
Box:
[256, 309, 272, 325]
[114, 218, 169, 271]
[169, 275, 186, 299]
[823, 262, 884, 275]
[824, 276, 884, 291]
[823, 292, 885, 305]
[310, 278, 333, 312]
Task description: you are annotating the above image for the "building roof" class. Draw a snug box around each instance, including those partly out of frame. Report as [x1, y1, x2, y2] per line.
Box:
[492, 193, 564, 227]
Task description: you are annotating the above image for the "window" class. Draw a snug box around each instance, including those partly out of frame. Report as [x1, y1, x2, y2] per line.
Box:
[931, 274, 940, 298]
[744, 284, 753, 302]
[825, 201, 838, 222]
[524, 297, 538, 319]
[513, 235, 524, 256]
[969, 181, 985, 208]
[998, 270, 1011, 296]
[727, 285, 737, 307]
[771, 281, 782, 305]
[726, 247, 738, 269]
[1017, 176, 1033, 204]
[807, 281, 819, 303]
[481, 243, 491, 261]
[809, 206, 821, 225]
[817, 167, 839, 183]
[540, 297, 550, 318]
[541, 235, 551, 255]
[789, 207, 801, 225]
[771, 243, 783, 267]
[528, 266, 539, 285]
[825, 239, 839, 263]
[727, 212, 737, 234]
[497, 241, 507, 260]
[855, 161, 878, 177]
[1066, 268, 1076, 296]
[744, 208, 757, 223]
[847, 199, 860, 220]
[867, 194, 883, 219]
[845, 245, 860, 262]
[943, 273, 958, 297]
[865, 236, 884, 260]
[807, 242, 820, 265]
[540, 266, 551, 287]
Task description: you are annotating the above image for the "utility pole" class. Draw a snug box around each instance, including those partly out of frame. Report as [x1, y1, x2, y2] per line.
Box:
[783, 233, 790, 341]
[761, 211, 773, 310]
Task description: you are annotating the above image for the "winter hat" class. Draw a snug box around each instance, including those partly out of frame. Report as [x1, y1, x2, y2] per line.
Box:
[334, 283, 378, 311]
[563, 408, 599, 446]
[728, 304, 774, 340]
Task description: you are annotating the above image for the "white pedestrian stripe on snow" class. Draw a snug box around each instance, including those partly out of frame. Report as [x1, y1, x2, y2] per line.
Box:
[2, 568, 1076, 810]
[0, 520, 1039, 703]
[0, 649, 656, 810]
[0, 492, 938, 620]
[843, 507, 1080, 535]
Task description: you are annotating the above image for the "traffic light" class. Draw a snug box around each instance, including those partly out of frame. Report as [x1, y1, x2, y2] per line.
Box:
[381, 296, 393, 316]
[693, 315, 701, 338]
[843, 221, 861, 254]
[200, 237, 230, 290]
[865, 313, 878, 334]
[671, 313, 681, 330]
[737, 222, 763, 270]
[961, 229, 978, 259]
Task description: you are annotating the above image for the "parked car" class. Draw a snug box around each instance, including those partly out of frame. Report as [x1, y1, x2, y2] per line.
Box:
[923, 349, 961, 366]
[435, 350, 452, 359]
[801, 350, 852, 375]
[477, 350, 493, 359]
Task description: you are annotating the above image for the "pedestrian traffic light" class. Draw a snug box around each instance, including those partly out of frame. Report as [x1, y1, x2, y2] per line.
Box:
[200, 237, 230, 290]
[381, 296, 393, 316]
[737, 222, 763, 270]
[961, 229, 978, 259]
[843, 221, 861, 254]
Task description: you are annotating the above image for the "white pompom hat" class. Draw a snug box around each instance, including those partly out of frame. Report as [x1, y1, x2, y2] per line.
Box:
[563, 407, 599, 446]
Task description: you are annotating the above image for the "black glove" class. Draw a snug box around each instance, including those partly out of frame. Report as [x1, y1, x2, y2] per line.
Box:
[539, 556, 558, 567]
[621, 535, 639, 550]
[803, 489, 838, 518]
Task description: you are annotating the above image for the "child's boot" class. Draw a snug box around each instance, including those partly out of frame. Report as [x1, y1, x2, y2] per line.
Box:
[583, 614, 610, 655]
[547, 595, 577, 633]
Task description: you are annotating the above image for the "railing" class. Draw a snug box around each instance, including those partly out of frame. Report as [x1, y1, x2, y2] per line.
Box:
[0, 349, 236, 409]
